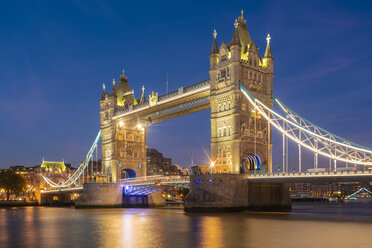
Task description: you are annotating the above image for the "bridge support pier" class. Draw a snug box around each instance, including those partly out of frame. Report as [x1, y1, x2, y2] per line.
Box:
[40, 192, 76, 206]
[76, 183, 123, 208]
[75, 183, 166, 208]
[184, 174, 291, 212]
[248, 182, 291, 211]
[122, 191, 166, 208]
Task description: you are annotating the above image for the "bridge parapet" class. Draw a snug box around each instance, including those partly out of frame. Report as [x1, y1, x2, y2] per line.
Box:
[120, 175, 190, 187]
[248, 170, 372, 182]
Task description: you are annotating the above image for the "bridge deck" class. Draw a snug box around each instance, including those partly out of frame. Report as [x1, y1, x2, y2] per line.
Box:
[248, 170, 372, 182]
[41, 171, 372, 194]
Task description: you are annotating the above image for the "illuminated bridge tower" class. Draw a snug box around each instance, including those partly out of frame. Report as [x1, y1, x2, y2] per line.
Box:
[209, 11, 274, 174]
[100, 71, 147, 182]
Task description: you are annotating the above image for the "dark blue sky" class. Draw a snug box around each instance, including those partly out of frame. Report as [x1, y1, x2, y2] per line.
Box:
[1, 0, 371, 170]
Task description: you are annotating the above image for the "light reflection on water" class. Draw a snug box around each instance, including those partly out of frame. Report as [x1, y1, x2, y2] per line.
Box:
[0, 203, 372, 248]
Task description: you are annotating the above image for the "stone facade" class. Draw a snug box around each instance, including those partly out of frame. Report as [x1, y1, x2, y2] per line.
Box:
[184, 174, 249, 211]
[209, 12, 274, 174]
[184, 174, 291, 212]
[100, 73, 147, 183]
[75, 183, 123, 208]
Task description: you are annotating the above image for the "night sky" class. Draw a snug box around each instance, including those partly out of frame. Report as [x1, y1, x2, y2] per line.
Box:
[1, 0, 371, 170]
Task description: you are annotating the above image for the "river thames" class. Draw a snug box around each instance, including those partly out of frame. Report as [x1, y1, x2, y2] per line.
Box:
[1, 203, 372, 248]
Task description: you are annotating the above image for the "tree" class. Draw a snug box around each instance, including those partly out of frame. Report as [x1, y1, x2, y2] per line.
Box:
[0, 170, 26, 201]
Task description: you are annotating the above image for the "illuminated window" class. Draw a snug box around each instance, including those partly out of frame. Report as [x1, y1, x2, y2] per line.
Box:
[220, 55, 227, 63]
[221, 69, 226, 78]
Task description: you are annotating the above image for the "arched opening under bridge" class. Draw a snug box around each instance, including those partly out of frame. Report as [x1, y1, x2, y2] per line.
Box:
[121, 169, 137, 179]
[241, 153, 263, 173]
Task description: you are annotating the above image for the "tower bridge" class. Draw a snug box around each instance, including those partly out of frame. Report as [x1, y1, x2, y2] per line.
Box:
[40, 11, 372, 211]
[99, 11, 274, 183]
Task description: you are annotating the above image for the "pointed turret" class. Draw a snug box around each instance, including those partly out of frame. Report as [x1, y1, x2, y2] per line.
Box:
[264, 34, 273, 58]
[116, 69, 136, 107]
[209, 30, 219, 69]
[140, 85, 146, 103]
[230, 20, 241, 46]
[230, 18, 242, 62]
[111, 78, 116, 96]
[101, 83, 106, 100]
[231, 10, 253, 53]
[210, 29, 219, 55]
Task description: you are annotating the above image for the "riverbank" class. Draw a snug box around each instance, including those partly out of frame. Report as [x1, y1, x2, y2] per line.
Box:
[0, 200, 38, 207]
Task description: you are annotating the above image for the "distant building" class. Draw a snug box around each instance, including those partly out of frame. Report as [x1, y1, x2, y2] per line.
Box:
[0, 159, 77, 200]
[290, 182, 372, 199]
[146, 148, 186, 176]
[191, 165, 209, 175]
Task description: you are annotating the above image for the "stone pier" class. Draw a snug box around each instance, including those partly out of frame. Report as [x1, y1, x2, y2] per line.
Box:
[184, 174, 291, 212]
[122, 191, 166, 208]
[76, 183, 123, 208]
[75, 183, 166, 208]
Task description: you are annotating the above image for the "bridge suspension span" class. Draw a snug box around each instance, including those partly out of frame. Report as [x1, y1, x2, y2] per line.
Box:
[240, 83, 372, 172]
[42, 131, 101, 188]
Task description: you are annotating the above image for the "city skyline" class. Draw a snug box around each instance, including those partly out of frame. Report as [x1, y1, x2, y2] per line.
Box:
[1, 0, 372, 170]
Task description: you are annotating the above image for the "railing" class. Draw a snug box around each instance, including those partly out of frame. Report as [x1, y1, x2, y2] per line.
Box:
[41, 187, 83, 194]
[121, 175, 190, 186]
[248, 170, 372, 178]
[183, 79, 210, 93]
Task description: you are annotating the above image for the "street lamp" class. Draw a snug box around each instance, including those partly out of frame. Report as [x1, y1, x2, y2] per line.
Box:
[208, 161, 215, 174]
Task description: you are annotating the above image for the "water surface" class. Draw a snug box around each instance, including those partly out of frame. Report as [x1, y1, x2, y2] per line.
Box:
[1, 203, 372, 248]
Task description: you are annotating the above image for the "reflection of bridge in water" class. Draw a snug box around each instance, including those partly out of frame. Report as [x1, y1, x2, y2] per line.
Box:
[40, 12, 372, 211]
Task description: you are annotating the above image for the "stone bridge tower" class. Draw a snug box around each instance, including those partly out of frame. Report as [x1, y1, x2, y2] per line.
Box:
[100, 71, 147, 182]
[209, 11, 274, 174]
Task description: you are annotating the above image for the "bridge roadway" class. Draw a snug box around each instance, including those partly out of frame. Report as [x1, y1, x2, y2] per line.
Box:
[40, 171, 372, 194]
[120, 170, 372, 187]
[40, 187, 83, 194]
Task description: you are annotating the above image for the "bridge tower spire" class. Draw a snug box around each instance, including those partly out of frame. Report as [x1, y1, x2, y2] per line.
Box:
[209, 11, 274, 174]
[210, 29, 219, 69]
